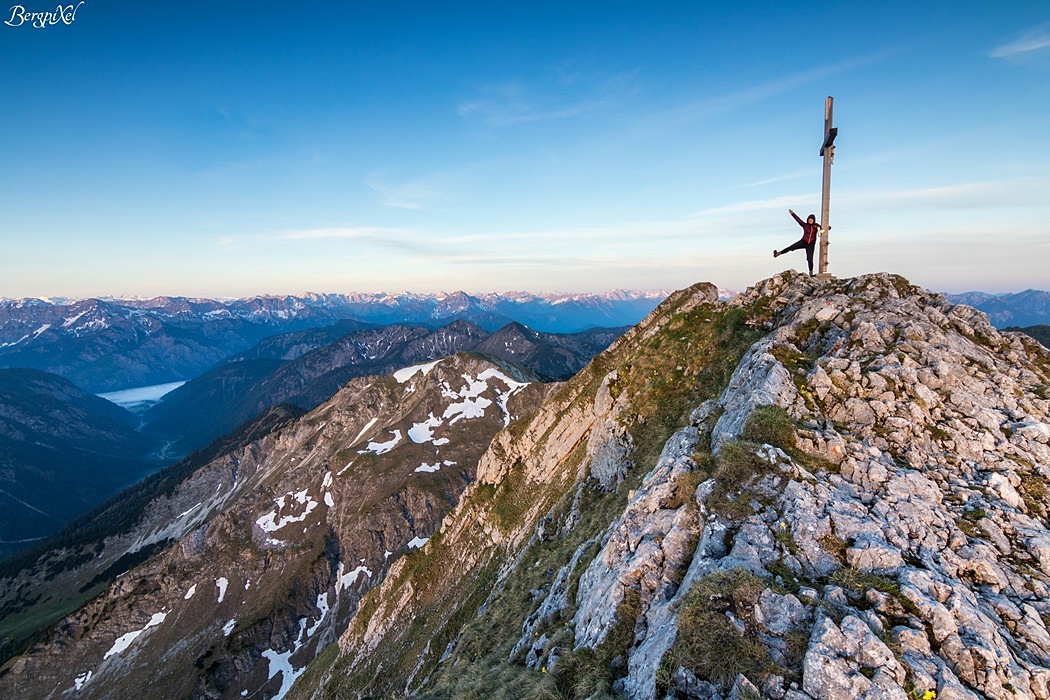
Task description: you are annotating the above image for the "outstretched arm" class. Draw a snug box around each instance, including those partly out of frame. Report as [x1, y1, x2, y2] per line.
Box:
[789, 209, 805, 227]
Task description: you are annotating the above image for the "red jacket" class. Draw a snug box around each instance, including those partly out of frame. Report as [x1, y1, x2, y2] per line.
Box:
[791, 211, 819, 244]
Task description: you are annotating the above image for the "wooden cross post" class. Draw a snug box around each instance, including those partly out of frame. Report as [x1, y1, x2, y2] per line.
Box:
[816, 96, 837, 280]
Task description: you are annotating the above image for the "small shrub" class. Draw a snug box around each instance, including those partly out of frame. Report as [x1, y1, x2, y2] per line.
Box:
[830, 568, 900, 597]
[956, 518, 980, 539]
[818, 534, 848, 564]
[742, 405, 797, 451]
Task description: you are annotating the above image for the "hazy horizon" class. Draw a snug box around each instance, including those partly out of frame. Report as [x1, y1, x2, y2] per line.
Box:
[1, 279, 1044, 305]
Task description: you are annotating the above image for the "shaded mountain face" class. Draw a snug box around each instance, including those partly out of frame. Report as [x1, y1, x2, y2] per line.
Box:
[945, 289, 1050, 329]
[0, 354, 550, 699]
[0, 369, 160, 559]
[0, 297, 308, 393]
[0, 404, 305, 664]
[0, 292, 665, 392]
[141, 320, 624, 457]
[471, 322, 628, 381]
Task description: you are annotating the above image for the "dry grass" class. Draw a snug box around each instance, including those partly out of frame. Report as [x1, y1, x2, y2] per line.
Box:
[665, 569, 773, 688]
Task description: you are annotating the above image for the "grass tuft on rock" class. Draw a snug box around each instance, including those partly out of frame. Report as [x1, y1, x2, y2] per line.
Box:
[742, 405, 798, 451]
[663, 569, 773, 689]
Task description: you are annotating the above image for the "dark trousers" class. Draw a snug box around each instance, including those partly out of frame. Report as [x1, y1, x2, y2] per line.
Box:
[780, 239, 815, 274]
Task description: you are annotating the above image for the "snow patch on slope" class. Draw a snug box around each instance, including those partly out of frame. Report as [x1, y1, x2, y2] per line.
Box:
[256, 490, 320, 538]
[358, 430, 402, 455]
[103, 611, 167, 659]
[393, 360, 441, 383]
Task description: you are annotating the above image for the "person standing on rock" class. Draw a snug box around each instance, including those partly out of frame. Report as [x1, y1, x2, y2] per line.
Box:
[774, 209, 820, 276]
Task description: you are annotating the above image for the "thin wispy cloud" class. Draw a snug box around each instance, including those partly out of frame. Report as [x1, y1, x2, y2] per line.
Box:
[842, 178, 1050, 209]
[660, 49, 896, 128]
[273, 226, 412, 241]
[689, 193, 814, 218]
[215, 226, 421, 251]
[990, 26, 1050, 58]
[457, 72, 637, 127]
[364, 174, 447, 210]
[736, 170, 819, 188]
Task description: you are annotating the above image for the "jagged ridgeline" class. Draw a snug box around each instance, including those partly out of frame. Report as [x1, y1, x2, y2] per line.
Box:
[291, 273, 1050, 700]
[3, 272, 1050, 700]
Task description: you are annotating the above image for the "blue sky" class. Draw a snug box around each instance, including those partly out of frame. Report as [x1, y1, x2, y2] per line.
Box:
[2, 1, 1047, 298]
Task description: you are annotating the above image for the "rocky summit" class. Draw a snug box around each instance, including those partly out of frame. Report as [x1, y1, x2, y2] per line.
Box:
[3, 272, 1050, 700]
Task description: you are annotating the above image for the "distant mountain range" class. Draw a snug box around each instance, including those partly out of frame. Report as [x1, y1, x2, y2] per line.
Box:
[142, 319, 625, 456]
[943, 289, 1050, 328]
[0, 291, 667, 392]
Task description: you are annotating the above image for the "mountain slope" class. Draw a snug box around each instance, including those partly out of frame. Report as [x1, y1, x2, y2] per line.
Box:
[294, 272, 1050, 700]
[1007, 325, 1050, 350]
[0, 368, 160, 558]
[140, 322, 491, 455]
[471, 322, 628, 381]
[142, 321, 623, 457]
[0, 403, 304, 664]
[0, 354, 550, 699]
[7, 273, 1050, 700]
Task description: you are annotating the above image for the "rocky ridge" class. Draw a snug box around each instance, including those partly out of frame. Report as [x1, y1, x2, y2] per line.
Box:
[292, 272, 1050, 700]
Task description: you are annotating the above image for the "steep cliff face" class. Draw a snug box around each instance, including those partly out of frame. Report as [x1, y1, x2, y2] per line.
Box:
[293, 273, 1050, 700]
[0, 354, 549, 699]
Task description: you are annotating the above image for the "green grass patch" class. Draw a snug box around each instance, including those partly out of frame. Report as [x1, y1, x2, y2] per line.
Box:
[829, 568, 900, 598]
[664, 470, 704, 510]
[742, 405, 797, 452]
[708, 441, 773, 518]
[662, 569, 773, 689]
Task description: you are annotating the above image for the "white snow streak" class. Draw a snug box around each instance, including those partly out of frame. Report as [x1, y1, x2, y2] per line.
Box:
[222, 619, 236, 637]
[407, 536, 429, 549]
[337, 563, 373, 592]
[357, 429, 402, 455]
[348, 417, 379, 448]
[256, 490, 319, 533]
[103, 612, 167, 659]
[306, 593, 330, 638]
[73, 671, 92, 691]
[415, 460, 455, 474]
[184, 584, 197, 600]
[393, 360, 441, 383]
[216, 577, 229, 603]
[443, 395, 491, 424]
[261, 619, 308, 700]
